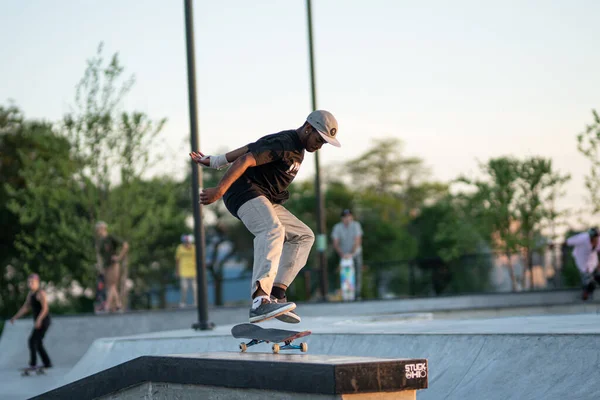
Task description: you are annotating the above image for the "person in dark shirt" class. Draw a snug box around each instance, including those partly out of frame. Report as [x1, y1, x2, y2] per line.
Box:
[190, 110, 339, 323]
[10, 273, 53, 369]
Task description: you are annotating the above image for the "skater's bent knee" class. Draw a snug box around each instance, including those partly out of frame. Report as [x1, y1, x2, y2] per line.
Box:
[302, 228, 315, 245]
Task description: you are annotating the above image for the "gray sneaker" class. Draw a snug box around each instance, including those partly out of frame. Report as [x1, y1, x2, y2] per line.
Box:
[271, 296, 301, 324]
[249, 298, 296, 323]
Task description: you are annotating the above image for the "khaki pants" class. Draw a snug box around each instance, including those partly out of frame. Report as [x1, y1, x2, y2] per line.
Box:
[238, 196, 315, 297]
[180, 277, 197, 306]
[105, 263, 122, 311]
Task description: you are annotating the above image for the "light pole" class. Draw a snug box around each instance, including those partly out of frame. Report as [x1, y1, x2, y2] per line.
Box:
[184, 0, 213, 330]
[306, 0, 329, 300]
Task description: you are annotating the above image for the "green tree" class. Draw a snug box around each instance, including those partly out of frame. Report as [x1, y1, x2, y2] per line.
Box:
[109, 112, 165, 307]
[515, 157, 570, 289]
[576, 109, 600, 212]
[286, 177, 417, 298]
[456, 156, 570, 291]
[0, 104, 94, 316]
[433, 192, 492, 262]
[342, 138, 447, 217]
[63, 42, 135, 221]
[63, 42, 167, 225]
[345, 138, 426, 196]
[63, 43, 168, 308]
[115, 177, 188, 309]
[342, 138, 447, 297]
[460, 157, 521, 290]
[409, 191, 493, 295]
[0, 104, 25, 275]
[1, 104, 32, 316]
[116, 112, 165, 185]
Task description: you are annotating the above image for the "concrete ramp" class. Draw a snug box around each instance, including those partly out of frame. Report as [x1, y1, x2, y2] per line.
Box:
[2, 294, 600, 399]
[55, 328, 600, 400]
[0, 321, 71, 400]
[0, 320, 33, 368]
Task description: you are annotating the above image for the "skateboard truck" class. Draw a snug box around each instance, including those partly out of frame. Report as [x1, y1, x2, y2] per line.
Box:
[239, 339, 308, 353]
[271, 341, 308, 354]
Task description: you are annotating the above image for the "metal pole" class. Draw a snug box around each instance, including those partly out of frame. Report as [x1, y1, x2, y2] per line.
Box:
[184, 0, 213, 330]
[306, 0, 328, 301]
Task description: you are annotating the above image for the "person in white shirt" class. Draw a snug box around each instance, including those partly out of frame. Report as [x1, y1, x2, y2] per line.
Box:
[566, 228, 600, 300]
[331, 209, 364, 299]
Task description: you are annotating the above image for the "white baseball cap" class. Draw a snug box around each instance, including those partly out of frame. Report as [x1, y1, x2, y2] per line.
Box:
[306, 110, 340, 147]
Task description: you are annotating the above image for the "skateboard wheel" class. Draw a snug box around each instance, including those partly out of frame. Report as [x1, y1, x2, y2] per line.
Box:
[239, 343, 247, 352]
[301, 342, 308, 352]
[272, 344, 280, 354]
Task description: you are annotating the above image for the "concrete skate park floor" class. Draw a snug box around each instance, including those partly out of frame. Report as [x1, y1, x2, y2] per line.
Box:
[2, 290, 600, 400]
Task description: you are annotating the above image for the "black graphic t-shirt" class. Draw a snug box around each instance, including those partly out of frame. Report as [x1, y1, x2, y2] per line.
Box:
[223, 130, 305, 218]
[97, 234, 123, 268]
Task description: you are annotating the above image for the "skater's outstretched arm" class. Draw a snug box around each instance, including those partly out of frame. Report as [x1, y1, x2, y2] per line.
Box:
[10, 294, 31, 324]
[190, 145, 249, 169]
[199, 152, 257, 205]
[224, 145, 250, 163]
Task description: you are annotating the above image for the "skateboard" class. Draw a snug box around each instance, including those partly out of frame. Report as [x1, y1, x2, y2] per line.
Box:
[231, 323, 311, 354]
[340, 257, 356, 301]
[20, 366, 46, 376]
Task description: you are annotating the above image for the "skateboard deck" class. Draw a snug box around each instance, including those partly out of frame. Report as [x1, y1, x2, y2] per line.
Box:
[340, 257, 356, 301]
[231, 323, 311, 353]
[20, 366, 46, 376]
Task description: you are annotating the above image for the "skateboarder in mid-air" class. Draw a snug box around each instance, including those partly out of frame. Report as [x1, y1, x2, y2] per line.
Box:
[10, 273, 53, 371]
[190, 110, 340, 323]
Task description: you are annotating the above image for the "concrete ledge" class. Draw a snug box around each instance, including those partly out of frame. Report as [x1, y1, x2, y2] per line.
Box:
[32, 353, 428, 399]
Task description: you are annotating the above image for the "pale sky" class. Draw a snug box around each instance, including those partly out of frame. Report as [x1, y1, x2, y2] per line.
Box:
[2, 0, 599, 229]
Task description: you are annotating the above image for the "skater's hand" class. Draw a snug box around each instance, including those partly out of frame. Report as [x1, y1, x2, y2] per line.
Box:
[34, 320, 41, 329]
[10, 318, 15, 325]
[199, 187, 223, 205]
[190, 151, 210, 167]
